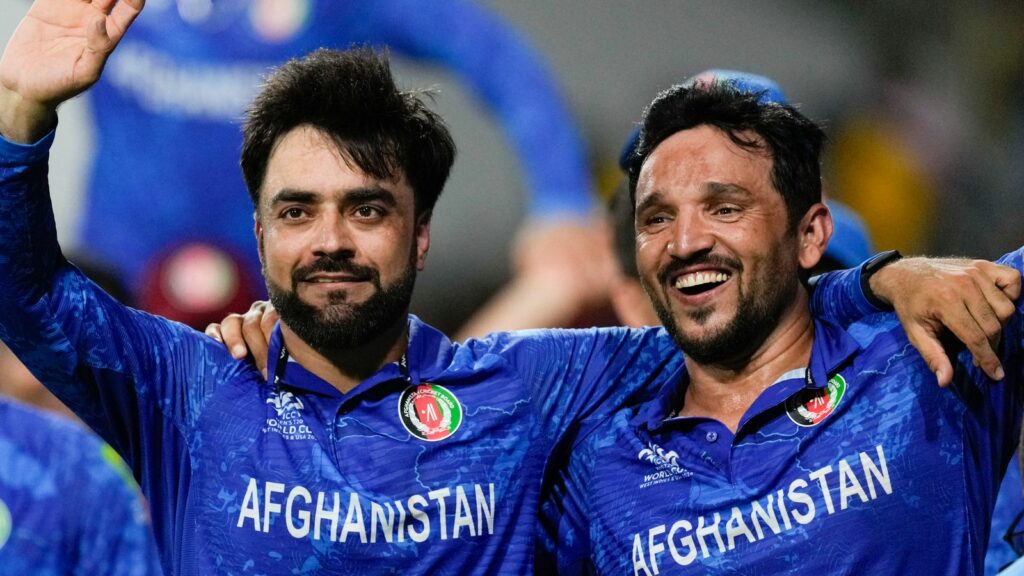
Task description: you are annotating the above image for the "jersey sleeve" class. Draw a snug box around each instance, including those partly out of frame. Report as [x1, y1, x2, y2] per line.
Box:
[973, 247, 1024, 461]
[0, 131, 247, 474]
[808, 263, 882, 327]
[465, 326, 682, 441]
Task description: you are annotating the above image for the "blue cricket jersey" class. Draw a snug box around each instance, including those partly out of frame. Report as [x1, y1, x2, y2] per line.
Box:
[554, 249, 1024, 575]
[0, 130, 884, 574]
[0, 397, 162, 575]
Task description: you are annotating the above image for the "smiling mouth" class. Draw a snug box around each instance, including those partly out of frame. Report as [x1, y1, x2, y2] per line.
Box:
[673, 271, 731, 296]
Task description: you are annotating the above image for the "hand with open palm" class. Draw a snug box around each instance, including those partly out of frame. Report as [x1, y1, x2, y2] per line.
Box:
[0, 0, 144, 143]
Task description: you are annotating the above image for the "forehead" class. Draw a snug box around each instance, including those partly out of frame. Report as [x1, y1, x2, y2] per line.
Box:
[260, 125, 411, 206]
[635, 125, 775, 203]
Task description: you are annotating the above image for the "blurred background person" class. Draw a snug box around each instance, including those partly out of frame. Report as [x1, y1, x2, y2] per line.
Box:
[0, 391, 163, 575]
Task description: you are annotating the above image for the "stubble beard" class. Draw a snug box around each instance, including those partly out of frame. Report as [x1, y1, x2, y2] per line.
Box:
[645, 253, 798, 368]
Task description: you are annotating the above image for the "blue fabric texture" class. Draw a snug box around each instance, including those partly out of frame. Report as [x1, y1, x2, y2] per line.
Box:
[0, 397, 162, 575]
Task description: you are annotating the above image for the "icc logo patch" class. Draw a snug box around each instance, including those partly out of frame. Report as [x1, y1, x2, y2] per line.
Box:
[399, 384, 463, 442]
[785, 374, 847, 427]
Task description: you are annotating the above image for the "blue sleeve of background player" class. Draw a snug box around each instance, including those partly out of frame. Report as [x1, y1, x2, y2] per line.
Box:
[0, 131, 248, 485]
[0, 399, 163, 575]
[328, 0, 592, 217]
[70, 438, 164, 576]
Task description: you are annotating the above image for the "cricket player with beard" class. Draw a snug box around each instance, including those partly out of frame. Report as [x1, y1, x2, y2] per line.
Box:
[0, 0, 1017, 573]
[552, 80, 1024, 575]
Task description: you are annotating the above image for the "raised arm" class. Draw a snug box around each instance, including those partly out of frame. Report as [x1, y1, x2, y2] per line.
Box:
[0, 0, 143, 143]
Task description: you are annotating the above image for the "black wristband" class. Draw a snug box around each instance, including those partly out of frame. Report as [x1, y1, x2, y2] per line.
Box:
[860, 250, 903, 310]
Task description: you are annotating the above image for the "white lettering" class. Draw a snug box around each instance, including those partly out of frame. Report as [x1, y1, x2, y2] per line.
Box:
[750, 494, 780, 539]
[724, 506, 755, 550]
[808, 465, 835, 514]
[452, 485, 476, 539]
[787, 479, 815, 525]
[476, 484, 496, 535]
[407, 495, 430, 543]
[838, 459, 869, 510]
[263, 481, 285, 533]
[667, 520, 696, 566]
[285, 486, 312, 538]
[341, 493, 367, 543]
[861, 445, 892, 498]
[314, 491, 340, 542]
[427, 488, 451, 540]
[370, 501, 394, 544]
[633, 533, 653, 576]
[648, 524, 666, 574]
[237, 477, 261, 530]
[695, 512, 724, 558]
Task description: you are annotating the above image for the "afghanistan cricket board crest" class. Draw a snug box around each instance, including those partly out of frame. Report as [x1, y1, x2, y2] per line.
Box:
[399, 384, 463, 441]
[785, 374, 847, 427]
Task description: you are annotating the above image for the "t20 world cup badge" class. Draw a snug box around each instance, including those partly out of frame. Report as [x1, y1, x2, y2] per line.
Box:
[399, 384, 463, 441]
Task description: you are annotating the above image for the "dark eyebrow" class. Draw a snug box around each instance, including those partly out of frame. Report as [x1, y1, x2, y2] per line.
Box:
[269, 186, 399, 207]
[269, 188, 319, 206]
[705, 182, 752, 199]
[634, 190, 665, 217]
[341, 187, 398, 208]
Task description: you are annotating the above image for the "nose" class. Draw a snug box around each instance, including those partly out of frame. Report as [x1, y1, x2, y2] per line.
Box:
[312, 211, 354, 258]
[667, 209, 715, 260]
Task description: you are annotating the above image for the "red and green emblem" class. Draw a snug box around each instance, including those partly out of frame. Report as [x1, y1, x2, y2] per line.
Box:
[786, 374, 846, 427]
[399, 384, 463, 441]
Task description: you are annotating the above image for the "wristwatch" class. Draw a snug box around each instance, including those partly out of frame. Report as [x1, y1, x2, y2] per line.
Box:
[861, 250, 903, 310]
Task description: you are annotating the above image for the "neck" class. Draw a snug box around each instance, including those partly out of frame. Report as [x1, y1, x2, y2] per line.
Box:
[279, 315, 410, 394]
[678, 290, 814, 433]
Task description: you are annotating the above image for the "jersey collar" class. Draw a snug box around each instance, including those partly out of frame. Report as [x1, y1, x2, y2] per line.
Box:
[640, 316, 861, 432]
[265, 314, 455, 398]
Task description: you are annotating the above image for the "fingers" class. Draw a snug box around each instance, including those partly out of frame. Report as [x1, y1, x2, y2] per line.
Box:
[242, 306, 271, 376]
[904, 323, 954, 387]
[936, 298, 1005, 381]
[214, 313, 246, 359]
[106, 0, 146, 44]
[204, 323, 223, 343]
[961, 268, 1007, 347]
[977, 260, 1022, 303]
[260, 304, 279, 344]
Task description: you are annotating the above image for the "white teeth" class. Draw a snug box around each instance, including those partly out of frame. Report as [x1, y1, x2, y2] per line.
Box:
[674, 271, 730, 290]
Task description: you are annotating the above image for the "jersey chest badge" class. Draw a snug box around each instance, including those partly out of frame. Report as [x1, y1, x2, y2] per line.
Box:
[398, 384, 463, 441]
[785, 374, 847, 427]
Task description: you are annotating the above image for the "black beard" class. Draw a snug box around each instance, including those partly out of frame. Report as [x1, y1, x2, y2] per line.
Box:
[645, 254, 797, 368]
[266, 258, 416, 352]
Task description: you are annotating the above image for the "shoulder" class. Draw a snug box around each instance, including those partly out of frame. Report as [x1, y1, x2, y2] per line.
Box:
[457, 325, 676, 362]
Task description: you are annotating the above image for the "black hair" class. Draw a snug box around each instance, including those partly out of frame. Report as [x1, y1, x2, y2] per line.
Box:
[241, 47, 456, 216]
[608, 180, 639, 278]
[626, 81, 825, 228]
